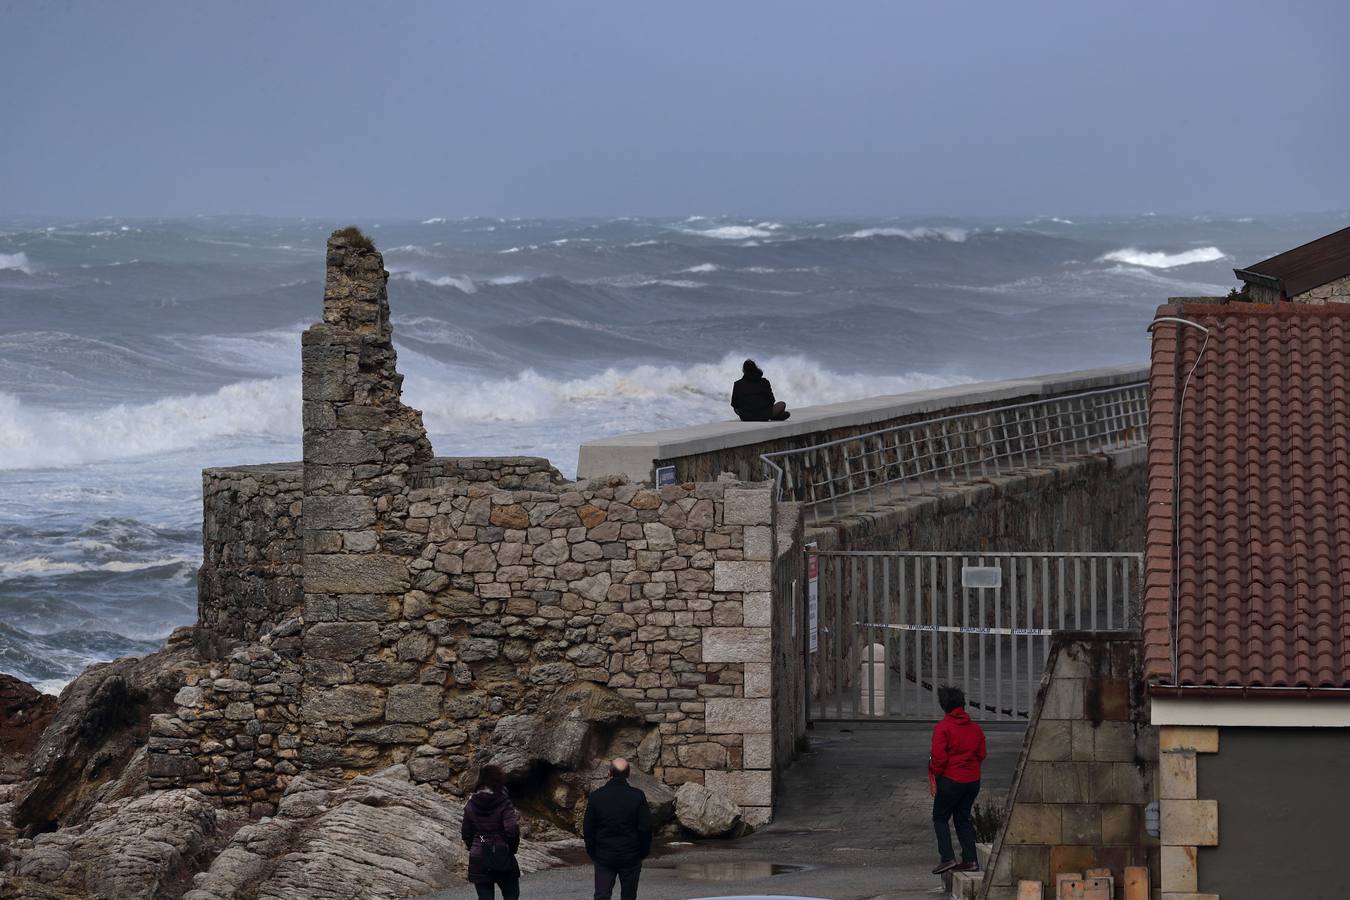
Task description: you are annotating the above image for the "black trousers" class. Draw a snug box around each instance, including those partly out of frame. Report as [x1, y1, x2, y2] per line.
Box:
[593, 861, 642, 900]
[932, 776, 980, 863]
[474, 875, 520, 900]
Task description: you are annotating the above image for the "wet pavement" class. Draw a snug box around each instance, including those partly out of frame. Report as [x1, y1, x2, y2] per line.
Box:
[420, 720, 1024, 900]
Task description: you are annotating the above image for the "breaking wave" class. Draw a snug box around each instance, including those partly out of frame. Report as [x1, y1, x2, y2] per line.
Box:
[685, 225, 776, 240]
[1098, 246, 1225, 268]
[848, 227, 969, 242]
[0, 252, 34, 274]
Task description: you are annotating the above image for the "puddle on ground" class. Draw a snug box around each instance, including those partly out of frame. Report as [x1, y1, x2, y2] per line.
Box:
[661, 861, 810, 882]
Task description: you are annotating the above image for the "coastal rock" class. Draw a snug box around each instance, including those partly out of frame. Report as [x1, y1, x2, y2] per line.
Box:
[1, 788, 220, 900]
[12, 630, 206, 835]
[0, 674, 58, 784]
[674, 781, 742, 837]
[183, 764, 566, 900]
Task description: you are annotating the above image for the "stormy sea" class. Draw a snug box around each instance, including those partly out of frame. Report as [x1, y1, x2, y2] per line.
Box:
[0, 212, 1343, 691]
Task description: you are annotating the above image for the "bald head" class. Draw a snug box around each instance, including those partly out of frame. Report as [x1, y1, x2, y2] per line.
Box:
[608, 757, 630, 779]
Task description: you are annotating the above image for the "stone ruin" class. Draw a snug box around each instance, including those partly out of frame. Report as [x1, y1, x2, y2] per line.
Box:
[149, 228, 806, 830]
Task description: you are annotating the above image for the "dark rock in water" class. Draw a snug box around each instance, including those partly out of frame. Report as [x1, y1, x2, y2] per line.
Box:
[11, 628, 206, 836]
[0, 675, 58, 785]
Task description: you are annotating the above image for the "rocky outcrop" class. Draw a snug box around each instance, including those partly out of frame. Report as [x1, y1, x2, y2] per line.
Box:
[1, 789, 222, 899]
[0, 675, 57, 784]
[11, 628, 206, 836]
[183, 764, 571, 900]
[674, 782, 742, 837]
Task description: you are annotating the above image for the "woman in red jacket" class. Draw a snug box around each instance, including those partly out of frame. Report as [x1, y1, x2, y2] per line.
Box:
[929, 685, 987, 874]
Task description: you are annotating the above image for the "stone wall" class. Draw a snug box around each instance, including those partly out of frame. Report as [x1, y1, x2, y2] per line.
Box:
[198, 464, 303, 644]
[979, 634, 1158, 900]
[1292, 272, 1350, 304]
[417, 456, 564, 490]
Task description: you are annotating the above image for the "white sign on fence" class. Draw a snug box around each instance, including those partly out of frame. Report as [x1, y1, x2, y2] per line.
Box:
[961, 565, 1002, 589]
[807, 543, 819, 653]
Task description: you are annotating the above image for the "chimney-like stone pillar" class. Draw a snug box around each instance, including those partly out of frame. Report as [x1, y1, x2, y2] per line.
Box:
[299, 228, 433, 769]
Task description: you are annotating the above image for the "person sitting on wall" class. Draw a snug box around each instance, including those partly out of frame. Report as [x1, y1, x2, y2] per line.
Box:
[929, 684, 987, 876]
[731, 359, 791, 422]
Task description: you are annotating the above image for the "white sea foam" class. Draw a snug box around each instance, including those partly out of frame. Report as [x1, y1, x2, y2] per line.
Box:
[421, 217, 447, 225]
[0, 252, 34, 274]
[848, 227, 969, 242]
[686, 225, 775, 240]
[391, 271, 477, 293]
[680, 264, 719, 273]
[1098, 246, 1225, 268]
[0, 555, 194, 578]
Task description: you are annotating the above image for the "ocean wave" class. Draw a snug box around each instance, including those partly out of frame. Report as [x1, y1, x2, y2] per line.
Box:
[421, 217, 447, 225]
[0, 251, 34, 274]
[1098, 246, 1225, 268]
[847, 227, 969, 242]
[685, 225, 775, 240]
[681, 263, 719, 273]
[0, 555, 194, 578]
[391, 271, 477, 293]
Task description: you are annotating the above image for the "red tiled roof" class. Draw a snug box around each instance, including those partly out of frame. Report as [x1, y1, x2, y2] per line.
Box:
[1143, 302, 1350, 690]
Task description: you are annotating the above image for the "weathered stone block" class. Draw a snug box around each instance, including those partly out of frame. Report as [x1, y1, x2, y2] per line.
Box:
[713, 561, 771, 592]
[742, 592, 771, 627]
[1160, 844, 1198, 892]
[386, 684, 443, 723]
[743, 662, 771, 698]
[1029, 720, 1071, 761]
[147, 753, 203, 779]
[1039, 678, 1084, 719]
[705, 769, 771, 806]
[705, 698, 771, 734]
[1091, 721, 1139, 762]
[306, 429, 383, 464]
[1159, 726, 1218, 754]
[1004, 803, 1061, 845]
[305, 554, 409, 593]
[644, 522, 676, 550]
[302, 684, 384, 724]
[743, 732, 772, 769]
[723, 488, 772, 525]
[702, 627, 771, 663]
[1061, 804, 1101, 844]
[1159, 750, 1197, 799]
[1160, 799, 1217, 846]
[305, 495, 376, 530]
[303, 622, 381, 661]
[742, 526, 773, 561]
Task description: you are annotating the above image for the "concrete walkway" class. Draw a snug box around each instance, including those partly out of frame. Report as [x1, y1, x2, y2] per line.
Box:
[421, 721, 1024, 900]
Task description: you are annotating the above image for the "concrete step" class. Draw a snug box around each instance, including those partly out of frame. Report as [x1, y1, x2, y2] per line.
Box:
[950, 869, 982, 899]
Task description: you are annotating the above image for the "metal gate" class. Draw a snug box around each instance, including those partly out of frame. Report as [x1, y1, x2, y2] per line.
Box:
[808, 550, 1142, 722]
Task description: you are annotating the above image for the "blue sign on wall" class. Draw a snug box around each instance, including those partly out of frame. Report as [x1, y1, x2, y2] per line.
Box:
[655, 465, 677, 487]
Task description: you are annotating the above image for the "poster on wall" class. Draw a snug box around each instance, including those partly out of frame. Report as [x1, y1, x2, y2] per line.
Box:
[806, 542, 818, 653]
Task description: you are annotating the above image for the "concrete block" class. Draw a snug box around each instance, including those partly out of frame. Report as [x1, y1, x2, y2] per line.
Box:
[1005, 803, 1061, 845]
[702, 627, 771, 663]
[723, 488, 773, 525]
[705, 769, 772, 806]
[1160, 799, 1218, 846]
[1160, 845, 1197, 892]
[705, 697, 772, 734]
[1159, 726, 1218, 754]
[1159, 750, 1197, 800]
[713, 560, 772, 592]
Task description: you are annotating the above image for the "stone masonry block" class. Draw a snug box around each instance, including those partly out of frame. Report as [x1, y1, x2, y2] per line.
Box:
[303, 622, 381, 661]
[705, 769, 772, 807]
[305, 554, 410, 593]
[743, 662, 771, 698]
[385, 684, 443, 724]
[304, 495, 376, 531]
[702, 627, 771, 663]
[742, 592, 771, 627]
[1061, 804, 1101, 845]
[1159, 750, 1197, 800]
[1004, 803, 1061, 845]
[742, 526, 773, 561]
[723, 488, 773, 526]
[705, 697, 772, 734]
[743, 732, 772, 769]
[1159, 726, 1218, 754]
[1160, 799, 1218, 846]
[1090, 721, 1138, 762]
[1160, 845, 1198, 892]
[1028, 720, 1071, 761]
[302, 684, 384, 724]
[714, 560, 772, 592]
[1039, 678, 1084, 719]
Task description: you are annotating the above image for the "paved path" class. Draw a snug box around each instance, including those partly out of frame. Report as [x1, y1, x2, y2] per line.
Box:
[421, 720, 1024, 900]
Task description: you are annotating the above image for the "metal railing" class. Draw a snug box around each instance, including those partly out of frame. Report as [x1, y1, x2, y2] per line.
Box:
[762, 382, 1148, 524]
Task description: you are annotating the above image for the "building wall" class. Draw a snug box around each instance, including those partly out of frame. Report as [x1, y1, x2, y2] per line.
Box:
[1292, 273, 1350, 304]
[1195, 727, 1350, 900]
[980, 635, 1158, 900]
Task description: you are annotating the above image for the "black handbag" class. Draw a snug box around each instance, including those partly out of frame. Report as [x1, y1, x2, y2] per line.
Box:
[479, 835, 515, 875]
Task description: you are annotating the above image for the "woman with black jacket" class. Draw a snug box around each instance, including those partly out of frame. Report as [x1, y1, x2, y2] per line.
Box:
[731, 359, 791, 422]
[460, 765, 522, 900]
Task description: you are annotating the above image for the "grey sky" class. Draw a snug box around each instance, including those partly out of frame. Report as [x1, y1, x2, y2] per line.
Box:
[3, 0, 1347, 219]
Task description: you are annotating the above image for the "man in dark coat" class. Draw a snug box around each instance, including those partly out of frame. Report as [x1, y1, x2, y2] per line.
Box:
[583, 757, 652, 900]
[731, 359, 790, 422]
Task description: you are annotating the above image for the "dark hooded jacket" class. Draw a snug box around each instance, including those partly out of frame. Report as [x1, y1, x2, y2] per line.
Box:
[731, 373, 777, 422]
[461, 785, 521, 883]
[583, 776, 653, 868]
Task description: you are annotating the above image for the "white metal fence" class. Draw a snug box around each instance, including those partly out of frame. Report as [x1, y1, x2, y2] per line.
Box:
[763, 383, 1148, 525]
[809, 550, 1143, 721]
